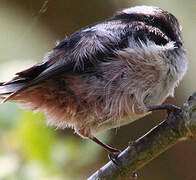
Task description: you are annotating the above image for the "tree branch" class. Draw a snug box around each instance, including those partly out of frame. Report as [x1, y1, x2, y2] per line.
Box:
[88, 92, 196, 180]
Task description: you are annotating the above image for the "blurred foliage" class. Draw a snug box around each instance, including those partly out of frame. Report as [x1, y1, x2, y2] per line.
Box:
[0, 0, 195, 180]
[0, 107, 105, 179]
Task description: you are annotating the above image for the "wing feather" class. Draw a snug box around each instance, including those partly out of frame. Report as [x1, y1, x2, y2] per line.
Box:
[0, 19, 131, 102]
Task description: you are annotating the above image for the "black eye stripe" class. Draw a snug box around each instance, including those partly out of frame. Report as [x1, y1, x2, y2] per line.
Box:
[115, 13, 178, 42]
[131, 25, 169, 46]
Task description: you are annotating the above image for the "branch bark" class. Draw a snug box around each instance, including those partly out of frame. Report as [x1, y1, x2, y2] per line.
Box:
[88, 92, 196, 180]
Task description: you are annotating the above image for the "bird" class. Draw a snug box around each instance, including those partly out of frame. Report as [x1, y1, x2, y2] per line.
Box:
[0, 5, 188, 158]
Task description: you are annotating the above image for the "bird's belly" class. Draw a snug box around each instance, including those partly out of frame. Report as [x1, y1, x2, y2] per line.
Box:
[91, 112, 148, 135]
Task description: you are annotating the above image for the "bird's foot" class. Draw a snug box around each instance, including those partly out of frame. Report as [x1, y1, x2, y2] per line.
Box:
[108, 150, 121, 166]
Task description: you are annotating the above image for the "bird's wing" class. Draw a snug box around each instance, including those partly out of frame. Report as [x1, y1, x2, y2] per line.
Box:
[0, 20, 132, 101]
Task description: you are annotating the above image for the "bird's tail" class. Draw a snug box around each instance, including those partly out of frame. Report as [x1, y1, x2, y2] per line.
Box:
[0, 73, 77, 129]
[0, 59, 52, 103]
[0, 81, 27, 103]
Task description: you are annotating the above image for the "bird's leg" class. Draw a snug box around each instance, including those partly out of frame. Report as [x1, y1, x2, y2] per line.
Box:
[90, 136, 120, 153]
[90, 136, 121, 165]
[147, 104, 181, 114]
[147, 104, 183, 131]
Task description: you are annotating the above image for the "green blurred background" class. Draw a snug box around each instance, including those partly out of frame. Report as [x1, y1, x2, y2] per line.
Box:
[0, 0, 195, 180]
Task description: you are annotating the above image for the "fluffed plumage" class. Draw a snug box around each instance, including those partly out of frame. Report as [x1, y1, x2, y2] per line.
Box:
[0, 6, 188, 140]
